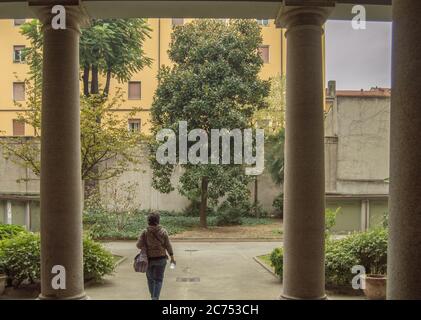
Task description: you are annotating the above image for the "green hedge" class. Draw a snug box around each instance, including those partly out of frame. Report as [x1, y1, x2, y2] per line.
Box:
[0, 224, 27, 241]
[84, 211, 273, 240]
[0, 231, 115, 287]
[270, 228, 388, 287]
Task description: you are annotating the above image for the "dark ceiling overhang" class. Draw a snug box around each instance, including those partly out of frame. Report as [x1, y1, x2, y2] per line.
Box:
[0, 0, 392, 21]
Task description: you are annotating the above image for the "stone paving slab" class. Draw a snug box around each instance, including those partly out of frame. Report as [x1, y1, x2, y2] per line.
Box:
[85, 241, 364, 300]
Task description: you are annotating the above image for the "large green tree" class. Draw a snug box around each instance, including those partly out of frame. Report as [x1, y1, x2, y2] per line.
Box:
[150, 19, 270, 227]
[0, 19, 151, 187]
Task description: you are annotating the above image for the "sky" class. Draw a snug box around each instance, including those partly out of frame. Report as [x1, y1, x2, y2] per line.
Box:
[325, 20, 392, 90]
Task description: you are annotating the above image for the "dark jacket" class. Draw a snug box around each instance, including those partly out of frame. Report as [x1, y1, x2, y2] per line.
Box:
[136, 225, 174, 259]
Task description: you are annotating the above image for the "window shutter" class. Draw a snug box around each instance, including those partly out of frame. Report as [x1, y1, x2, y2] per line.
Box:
[13, 119, 25, 136]
[13, 82, 25, 101]
[128, 81, 141, 100]
[259, 46, 270, 63]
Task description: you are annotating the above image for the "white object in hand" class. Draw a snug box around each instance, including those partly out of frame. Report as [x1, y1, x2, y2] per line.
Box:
[170, 262, 176, 269]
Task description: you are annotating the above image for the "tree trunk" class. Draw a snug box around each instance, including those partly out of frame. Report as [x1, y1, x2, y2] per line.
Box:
[254, 177, 259, 218]
[83, 65, 90, 97]
[199, 176, 208, 228]
[103, 70, 111, 96]
[91, 65, 99, 95]
[89, 65, 100, 192]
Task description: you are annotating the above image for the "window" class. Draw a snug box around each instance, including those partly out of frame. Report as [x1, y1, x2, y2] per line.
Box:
[172, 18, 184, 27]
[14, 19, 26, 26]
[258, 45, 270, 63]
[13, 45, 25, 63]
[256, 19, 269, 26]
[128, 81, 141, 100]
[13, 82, 25, 101]
[128, 119, 141, 132]
[13, 119, 25, 136]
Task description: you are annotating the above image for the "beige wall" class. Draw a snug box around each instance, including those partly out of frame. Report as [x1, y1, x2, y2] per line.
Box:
[325, 94, 390, 196]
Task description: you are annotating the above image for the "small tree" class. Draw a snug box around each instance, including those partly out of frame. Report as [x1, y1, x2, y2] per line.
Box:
[252, 75, 286, 214]
[1, 88, 144, 182]
[255, 75, 286, 134]
[150, 19, 270, 227]
[79, 18, 152, 96]
[0, 19, 149, 190]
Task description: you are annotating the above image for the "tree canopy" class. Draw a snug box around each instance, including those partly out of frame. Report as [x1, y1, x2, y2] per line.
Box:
[150, 19, 270, 227]
[0, 18, 151, 184]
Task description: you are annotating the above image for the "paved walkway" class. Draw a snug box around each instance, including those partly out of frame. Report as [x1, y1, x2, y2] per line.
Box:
[86, 241, 282, 300]
[85, 241, 363, 300]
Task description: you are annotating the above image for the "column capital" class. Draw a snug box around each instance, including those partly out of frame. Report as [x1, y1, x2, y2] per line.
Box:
[276, 1, 335, 29]
[29, 0, 90, 33]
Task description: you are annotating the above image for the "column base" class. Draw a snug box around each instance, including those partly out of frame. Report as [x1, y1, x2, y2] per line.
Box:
[37, 292, 89, 300]
[279, 293, 328, 300]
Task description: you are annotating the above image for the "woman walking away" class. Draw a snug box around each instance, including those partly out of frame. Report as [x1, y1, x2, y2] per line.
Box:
[137, 212, 176, 300]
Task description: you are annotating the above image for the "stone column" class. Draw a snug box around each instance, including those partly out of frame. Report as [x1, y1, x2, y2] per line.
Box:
[388, 1, 421, 300]
[277, 4, 333, 300]
[25, 201, 31, 230]
[32, 5, 88, 299]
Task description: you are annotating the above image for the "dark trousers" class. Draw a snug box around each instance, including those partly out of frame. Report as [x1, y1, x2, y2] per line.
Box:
[146, 257, 167, 300]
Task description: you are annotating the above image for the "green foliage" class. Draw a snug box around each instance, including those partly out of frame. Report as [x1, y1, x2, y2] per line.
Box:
[325, 207, 340, 238]
[254, 75, 286, 134]
[270, 228, 388, 287]
[19, 19, 152, 97]
[0, 19, 149, 183]
[0, 232, 115, 287]
[0, 233, 40, 287]
[150, 19, 270, 225]
[1, 89, 144, 181]
[182, 201, 216, 217]
[272, 193, 283, 218]
[84, 210, 272, 239]
[324, 237, 359, 287]
[215, 207, 242, 226]
[250, 202, 269, 218]
[0, 224, 27, 241]
[269, 247, 283, 280]
[80, 18, 152, 95]
[265, 129, 285, 186]
[83, 237, 115, 282]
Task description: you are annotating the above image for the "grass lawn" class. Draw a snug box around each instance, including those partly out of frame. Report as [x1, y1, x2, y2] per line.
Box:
[257, 254, 272, 268]
[172, 220, 282, 239]
[84, 212, 281, 240]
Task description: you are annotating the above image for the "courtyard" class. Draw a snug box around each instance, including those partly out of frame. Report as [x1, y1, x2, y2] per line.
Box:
[1, 0, 421, 302]
[1, 238, 364, 300]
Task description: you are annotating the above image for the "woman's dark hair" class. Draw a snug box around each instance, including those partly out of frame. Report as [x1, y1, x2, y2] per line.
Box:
[147, 212, 160, 226]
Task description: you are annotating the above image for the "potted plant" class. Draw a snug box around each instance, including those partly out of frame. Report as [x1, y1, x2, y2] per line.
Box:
[361, 267, 387, 300]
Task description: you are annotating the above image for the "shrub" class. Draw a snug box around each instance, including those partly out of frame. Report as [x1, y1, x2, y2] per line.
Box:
[325, 237, 359, 286]
[325, 208, 340, 237]
[269, 247, 283, 280]
[0, 233, 115, 287]
[182, 201, 215, 217]
[0, 232, 41, 287]
[84, 209, 272, 239]
[0, 224, 28, 241]
[215, 207, 242, 226]
[272, 194, 283, 219]
[270, 228, 388, 288]
[83, 237, 115, 282]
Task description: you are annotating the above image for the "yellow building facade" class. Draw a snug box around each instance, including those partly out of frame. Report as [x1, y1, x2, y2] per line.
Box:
[0, 18, 288, 136]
